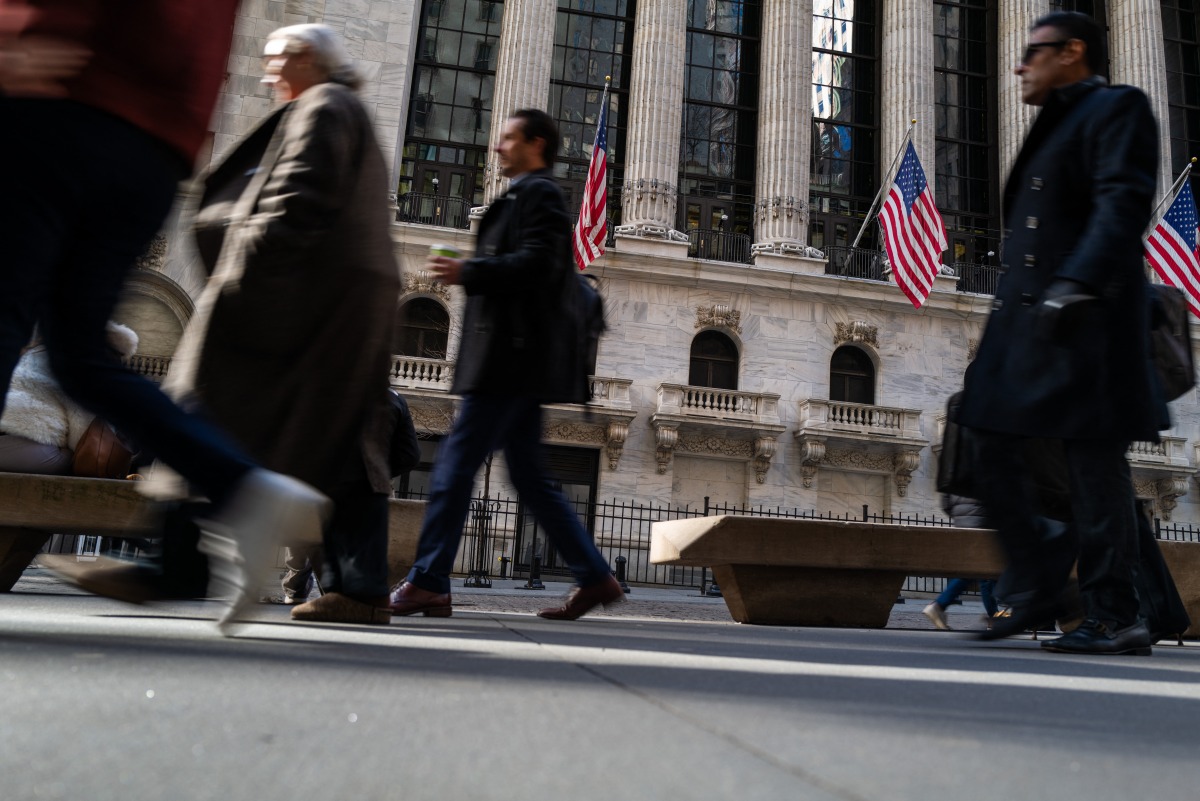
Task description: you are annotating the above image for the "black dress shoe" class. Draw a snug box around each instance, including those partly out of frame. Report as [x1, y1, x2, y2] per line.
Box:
[979, 595, 1066, 640]
[1041, 618, 1153, 656]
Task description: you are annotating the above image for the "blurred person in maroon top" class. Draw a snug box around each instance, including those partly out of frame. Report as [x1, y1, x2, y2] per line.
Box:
[0, 1, 332, 635]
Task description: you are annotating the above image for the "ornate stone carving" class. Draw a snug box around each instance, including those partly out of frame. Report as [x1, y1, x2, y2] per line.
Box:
[605, 421, 629, 471]
[1156, 476, 1190, 521]
[543, 421, 606, 446]
[834, 321, 878, 348]
[968, 338, 979, 362]
[799, 440, 826, 488]
[752, 436, 777, 484]
[676, 432, 754, 459]
[653, 424, 678, 474]
[893, 450, 922, 497]
[823, 448, 894, 472]
[404, 269, 452, 301]
[695, 304, 742, 334]
[1133, 479, 1158, 499]
[135, 234, 168, 271]
[410, 403, 456, 435]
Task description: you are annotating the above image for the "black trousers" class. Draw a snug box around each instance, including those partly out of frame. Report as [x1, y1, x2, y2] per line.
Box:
[972, 431, 1141, 626]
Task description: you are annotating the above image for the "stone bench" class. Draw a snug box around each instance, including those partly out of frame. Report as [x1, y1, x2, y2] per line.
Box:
[651, 515, 1200, 636]
[0, 471, 424, 591]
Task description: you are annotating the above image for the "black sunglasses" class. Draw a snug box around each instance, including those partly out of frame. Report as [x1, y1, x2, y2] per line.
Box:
[1021, 40, 1070, 65]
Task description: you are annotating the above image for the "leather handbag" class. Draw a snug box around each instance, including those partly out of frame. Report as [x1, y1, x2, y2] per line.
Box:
[1147, 284, 1195, 402]
[71, 417, 135, 480]
[936, 391, 975, 497]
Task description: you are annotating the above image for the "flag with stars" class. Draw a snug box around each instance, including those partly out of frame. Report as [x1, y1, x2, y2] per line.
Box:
[1146, 180, 1200, 318]
[878, 142, 947, 308]
[573, 93, 609, 271]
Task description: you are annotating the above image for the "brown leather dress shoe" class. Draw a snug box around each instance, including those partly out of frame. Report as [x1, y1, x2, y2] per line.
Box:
[291, 592, 392, 625]
[537, 575, 624, 620]
[388, 581, 452, 617]
[40, 555, 159, 604]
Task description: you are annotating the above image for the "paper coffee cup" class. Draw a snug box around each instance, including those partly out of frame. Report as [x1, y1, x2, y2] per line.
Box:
[429, 243, 462, 259]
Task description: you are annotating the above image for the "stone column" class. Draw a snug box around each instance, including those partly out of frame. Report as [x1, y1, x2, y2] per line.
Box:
[1108, 0, 1173, 194]
[880, 0, 935, 195]
[751, 0, 813, 260]
[615, 0, 690, 254]
[480, 0, 557, 205]
[997, 0, 1046, 182]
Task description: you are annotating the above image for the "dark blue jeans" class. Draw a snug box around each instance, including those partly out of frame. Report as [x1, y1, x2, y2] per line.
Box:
[407, 395, 611, 595]
[937, 579, 999, 617]
[0, 99, 254, 503]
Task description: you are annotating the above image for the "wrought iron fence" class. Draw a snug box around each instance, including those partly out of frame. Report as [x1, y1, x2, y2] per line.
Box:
[395, 192, 472, 229]
[1155, 520, 1200, 542]
[824, 246, 887, 281]
[687, 228, 752, 264]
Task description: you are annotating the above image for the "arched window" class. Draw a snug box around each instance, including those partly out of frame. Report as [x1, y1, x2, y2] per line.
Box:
[829, 346, 875, 404]
[396, 298, 449, 358]
[689, 330, 738, 390]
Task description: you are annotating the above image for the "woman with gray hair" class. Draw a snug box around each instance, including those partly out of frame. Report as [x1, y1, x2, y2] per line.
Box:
[58, 23, 401, 626]
[171, 22, 402, 625]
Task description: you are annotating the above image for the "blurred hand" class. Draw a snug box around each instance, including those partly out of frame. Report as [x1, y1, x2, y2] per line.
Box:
[1036, 278, 1098, 341]
[427, 255, 464, 286]
[0, 5, 91, 98]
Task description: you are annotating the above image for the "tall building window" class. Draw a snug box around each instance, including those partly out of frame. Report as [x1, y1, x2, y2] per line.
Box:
[550, 0, 634, 221]
[689, 330, 739, 389]
[679, 0, 760, 237]
[934, 0, 999, 268]
[400, 0, 503, 206]
[829, 346, 875, 404]
[396, 298, 451, 359]
[810, 0, 880, 252]
[1163, 0, 1200, 197]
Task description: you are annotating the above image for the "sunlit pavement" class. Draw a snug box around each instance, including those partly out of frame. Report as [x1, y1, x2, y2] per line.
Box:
[3, 571, 1199, 801]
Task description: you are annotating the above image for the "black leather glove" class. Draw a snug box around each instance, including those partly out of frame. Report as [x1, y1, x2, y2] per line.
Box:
[1036, 278, 1098, 341]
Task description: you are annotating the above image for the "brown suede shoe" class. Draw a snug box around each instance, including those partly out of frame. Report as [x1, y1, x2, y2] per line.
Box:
[291, 592, 392, 625]
[40, 555, 159, 604]
[388, 581, 452, 617]
[537, 575, 624, 620]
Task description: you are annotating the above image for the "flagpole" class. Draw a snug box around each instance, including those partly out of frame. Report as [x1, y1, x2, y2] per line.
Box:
[851, 119, 916, 249]
[1148, 158, 1196, 234]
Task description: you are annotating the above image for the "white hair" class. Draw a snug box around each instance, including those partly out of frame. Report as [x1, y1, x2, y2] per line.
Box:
[266, 24, 362, 91]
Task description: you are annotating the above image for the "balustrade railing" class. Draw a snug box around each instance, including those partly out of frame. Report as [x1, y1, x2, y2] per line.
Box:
[127, 354, 172, 381]
[395, 192, 471, 230]
[1130, 440, 1169, 458]
[686, 228, 752, 264]
[389, 355, 453, 388]
[656, 383, 782, 425]
[827, 401, 905, 432]
[798, 398, 923, 439]
[683, 386, 760, 415]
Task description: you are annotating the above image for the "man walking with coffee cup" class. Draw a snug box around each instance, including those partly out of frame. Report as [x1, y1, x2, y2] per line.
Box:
[388, 109, 623, 620]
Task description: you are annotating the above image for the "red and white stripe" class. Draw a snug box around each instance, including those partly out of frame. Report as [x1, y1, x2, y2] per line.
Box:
[879, 185, 947, 309]
[573, 147, 606, 271]
[1146, 221, 1200, 318]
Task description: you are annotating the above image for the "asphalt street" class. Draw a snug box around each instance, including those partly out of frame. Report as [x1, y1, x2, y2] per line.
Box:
[3, 571, 1200, 801]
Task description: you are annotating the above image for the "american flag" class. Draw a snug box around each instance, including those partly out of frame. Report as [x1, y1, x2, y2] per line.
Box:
[878, 142, 947, 308]
[573, 92, 609, 271]
[1145, 179, 1200, 317]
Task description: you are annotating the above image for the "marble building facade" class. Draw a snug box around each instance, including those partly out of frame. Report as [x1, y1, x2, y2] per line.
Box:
[122, 0, 1200, 535]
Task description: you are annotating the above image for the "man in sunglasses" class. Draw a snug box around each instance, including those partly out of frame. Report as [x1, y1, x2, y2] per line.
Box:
[957, 12, 1168, 654]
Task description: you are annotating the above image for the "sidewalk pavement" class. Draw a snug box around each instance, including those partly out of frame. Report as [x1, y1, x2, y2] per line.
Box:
[17, 564, 1001, 632]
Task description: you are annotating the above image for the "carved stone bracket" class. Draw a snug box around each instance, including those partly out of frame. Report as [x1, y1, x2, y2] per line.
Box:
[695, 304, 742, 334]
[755, 194, 807, 223]
[1157, 476, 1191, 521]
[893, 450, 922, 498]
[799, 440, 826, 488]
[404, 269, 452, 301]
[605, 421, 629, 471]
[968, 338, 979, 361]
[752, 437, 777, 484]
[834, 321, 878, 348]
[653, 424, 679, 475]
